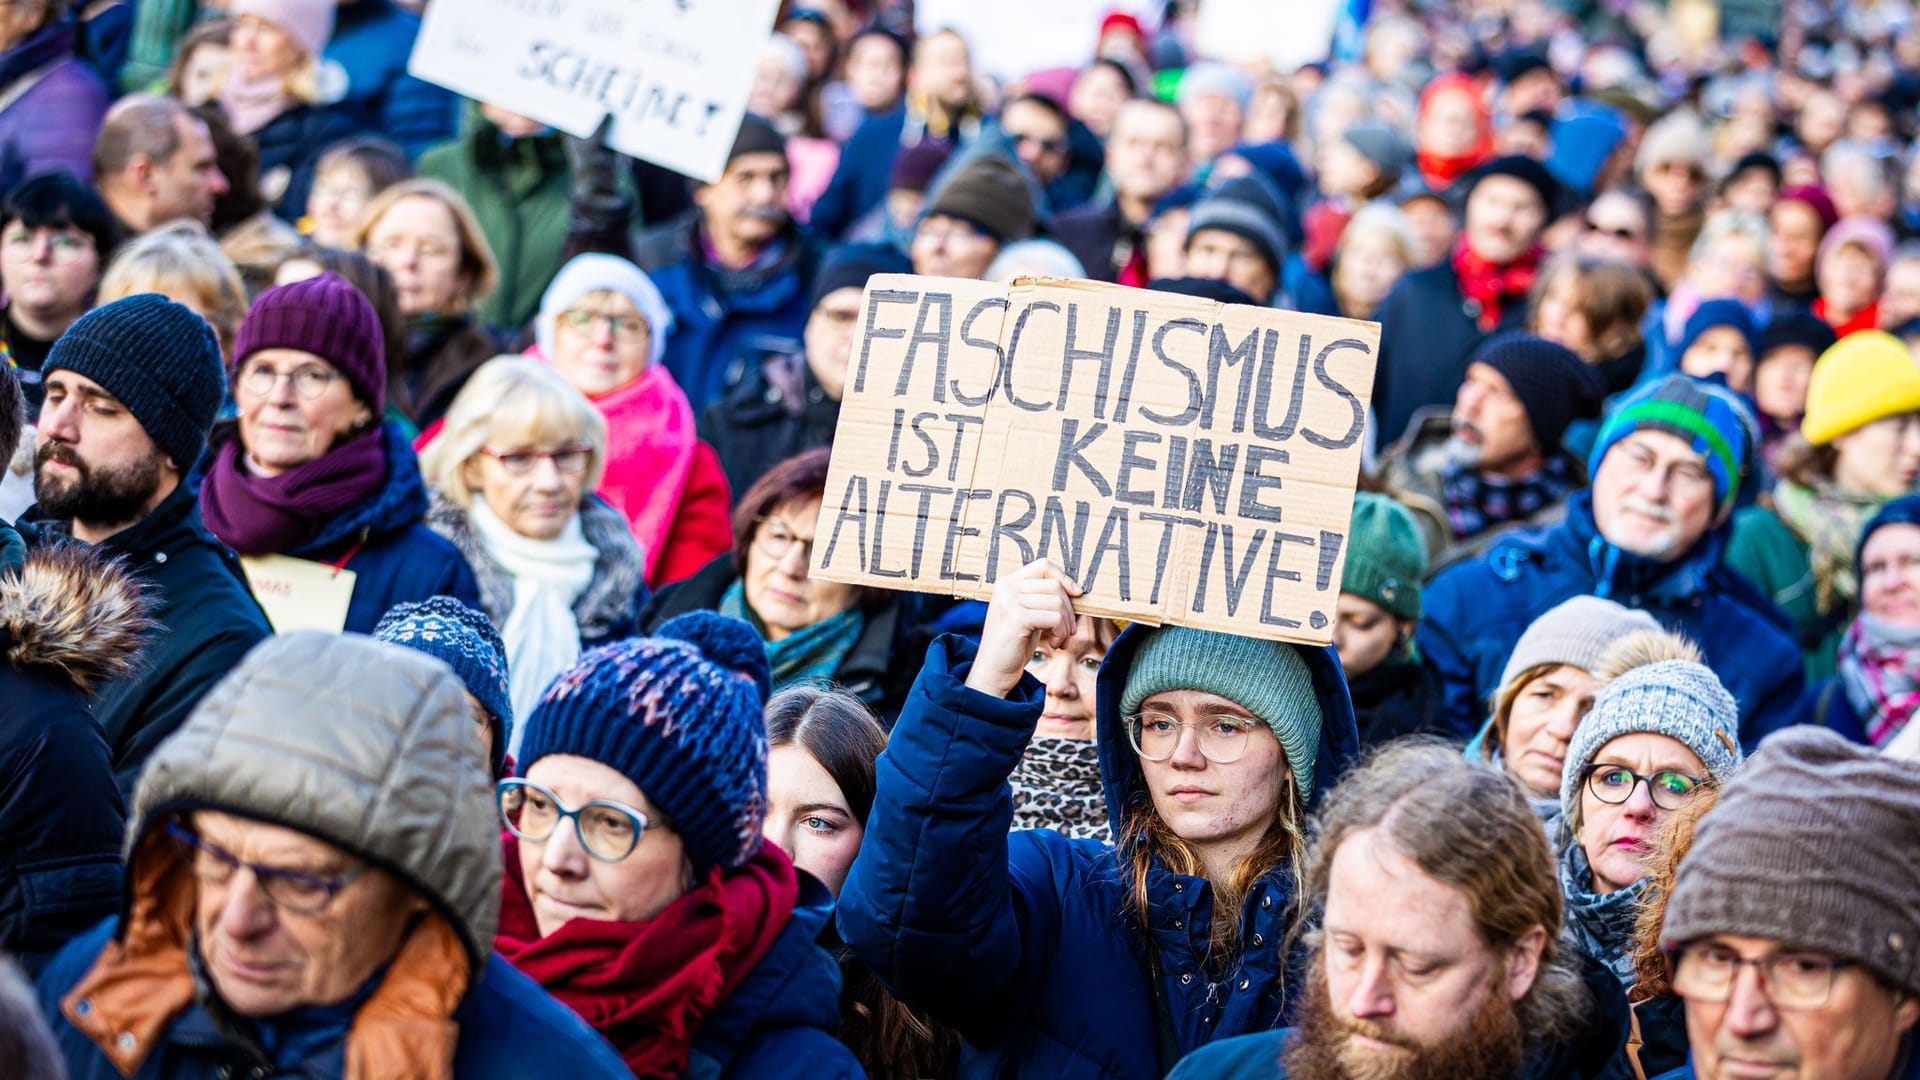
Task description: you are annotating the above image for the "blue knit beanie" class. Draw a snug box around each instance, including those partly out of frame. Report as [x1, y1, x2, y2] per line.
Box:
[1678, 299, 1760, 362]
[1589, 374, 1757, 517]
[516, 613, 773, 873]
[1120, 627, 1325, 796]
[1857, 494, 1920, 567]
[44, 294, 224, 471]
[374, 596, 512, 778]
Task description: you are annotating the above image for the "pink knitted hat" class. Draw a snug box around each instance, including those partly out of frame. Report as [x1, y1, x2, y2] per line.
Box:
[228, 0, 335, 59]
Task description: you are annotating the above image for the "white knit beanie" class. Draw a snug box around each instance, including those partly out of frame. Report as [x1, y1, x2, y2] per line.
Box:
[1499, 596, 1662, 689]
[534, 254, 675, 372]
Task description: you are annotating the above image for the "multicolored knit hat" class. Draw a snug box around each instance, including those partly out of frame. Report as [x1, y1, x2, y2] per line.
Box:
[1588, 374, 1756, 517]
[374, 596, 512, 778]
[516, 613, 773, 873]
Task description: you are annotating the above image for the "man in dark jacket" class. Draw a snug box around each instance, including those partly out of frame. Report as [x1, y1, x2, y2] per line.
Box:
[633, 116, 821, 413]
[23, 295, 270, 797]
[1652, 727, 1920, 1080]
[1051, 98, 1189, 286]
[35, 632, 634, 1078]
[1372, 155, 1559, 449]
[1379, 334, 1606, 564]
[700, 251, 906, 499]
[1167, 743, 1627, 1080]
[0, 362, 144, 976]
[1418, 375, 1806, 748]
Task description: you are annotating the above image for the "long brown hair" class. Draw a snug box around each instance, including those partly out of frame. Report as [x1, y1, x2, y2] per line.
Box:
[1629, 784, 1723, 1000]
[1122, 763, 1308, 975]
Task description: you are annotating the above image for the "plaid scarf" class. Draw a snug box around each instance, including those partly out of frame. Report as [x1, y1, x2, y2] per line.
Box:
[1440, 453, 1576, 540]
[1837, 613, 1920, 748]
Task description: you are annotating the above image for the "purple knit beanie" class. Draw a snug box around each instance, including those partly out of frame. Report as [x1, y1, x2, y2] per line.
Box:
[234, 272, 385, 413]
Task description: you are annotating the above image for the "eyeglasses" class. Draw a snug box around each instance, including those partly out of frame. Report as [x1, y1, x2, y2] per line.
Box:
[238, 362, 341, 402]
[1584, 217, 1642, 241]
[497, 778, 651, 863]
[1008, 131, 1067, 155]
[164, 821, 367, 915]
[479, 445, 593, 476]
[1126, 712, 1269, 764]
[1671, 943, 1854, 1010]
[1583, 764, 1705, 811]
[561, 308, 650, 343]
[916, 216, 989, 245]
[753, 518, 815, 563]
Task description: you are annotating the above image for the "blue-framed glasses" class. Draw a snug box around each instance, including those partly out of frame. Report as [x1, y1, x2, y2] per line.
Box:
[497, 778, 651, 863]
[164, 821, 367, 914]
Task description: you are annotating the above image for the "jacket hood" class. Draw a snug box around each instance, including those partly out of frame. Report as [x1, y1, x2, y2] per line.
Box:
[1095, 624, 1361, 841]
[1, 536, 152, 692]
[127, 632, 502, 983]
[288, 421, 430, 556]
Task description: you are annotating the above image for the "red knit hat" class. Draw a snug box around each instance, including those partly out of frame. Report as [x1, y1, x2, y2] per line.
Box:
[234, 272, 385, 413]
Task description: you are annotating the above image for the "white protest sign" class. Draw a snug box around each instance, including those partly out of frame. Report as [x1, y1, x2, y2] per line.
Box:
[914, 0, 1162, 81]
[408, 0, 781, 182]
[810, 275, 1380, 646]
[1193, 0, 1341, 71]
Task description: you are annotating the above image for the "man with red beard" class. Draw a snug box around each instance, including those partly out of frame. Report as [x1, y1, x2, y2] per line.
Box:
[1168, 742, 1626, 1080]
[22, 294, 269, 798]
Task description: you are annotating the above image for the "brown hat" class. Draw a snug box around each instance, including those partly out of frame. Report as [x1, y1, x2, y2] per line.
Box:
[1663, 726, 1920, 995]
[922, 156, 1035, 244]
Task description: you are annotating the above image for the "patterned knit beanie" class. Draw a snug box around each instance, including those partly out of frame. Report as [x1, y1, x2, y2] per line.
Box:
[374, 596, 512, 778]
[235, 273, 386, 413]
[1588, 374, 1757, 517]
[1121, 627, 1325, 796]
[1664, 726, 1920, 995]
[516, 613, 773, 873]
[44, 294, 224, 472]
[1559, 659, 1743, 822]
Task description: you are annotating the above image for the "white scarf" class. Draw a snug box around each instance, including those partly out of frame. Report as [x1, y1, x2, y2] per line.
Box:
[469, 499, 597, 753]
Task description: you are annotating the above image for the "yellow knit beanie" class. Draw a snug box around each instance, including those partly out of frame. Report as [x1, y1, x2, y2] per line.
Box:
[1801, 330, 1920, 445]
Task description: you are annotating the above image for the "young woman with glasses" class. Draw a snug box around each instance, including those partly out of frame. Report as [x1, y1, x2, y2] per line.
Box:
[638, 447, 917, 723]
[198, 274, 481, 634]
[1553, 650, 1744, 988]
[835, 558, 1360, 1079]
[421, 357, 647, 741]
[493, 614, 862, 1079]
[528, 252, 732, 589]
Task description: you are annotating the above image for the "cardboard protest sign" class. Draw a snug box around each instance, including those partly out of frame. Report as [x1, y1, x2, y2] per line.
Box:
[810, 276, 1380, 646]
[408, 0, 780, 182]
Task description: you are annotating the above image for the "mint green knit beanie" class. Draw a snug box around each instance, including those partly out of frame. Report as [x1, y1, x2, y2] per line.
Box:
[1120, 627, 1324, 794]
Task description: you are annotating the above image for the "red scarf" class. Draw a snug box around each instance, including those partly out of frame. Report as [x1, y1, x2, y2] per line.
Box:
[1450, 238, 1541, 332]
[1813, 297, 1881, 339]
[496, 838, 800, 1079]
[1418, 147, 1490, 190]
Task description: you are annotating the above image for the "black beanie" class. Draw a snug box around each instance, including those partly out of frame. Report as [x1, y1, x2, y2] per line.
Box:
[1469, 332, 1606, 453]
[728, 114, 787, 165]
[923, 156, 1035, 243]
[1185, 174, 1291, 275]
[1460, 154, 1562, 217]
[810, 249, 910, 310]
[44, 294, 224, 470]
[1147, 276, 1258, 307]
[1758, 310, 1838, 361]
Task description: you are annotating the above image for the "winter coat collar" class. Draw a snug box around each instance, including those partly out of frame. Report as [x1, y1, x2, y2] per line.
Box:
[1557, 491, 1726, 607]
[280, 421, 431, 558]
[427, 491, 643, 640]
[0, 529, 150, 692]
[0, 19, 77, 91]
[26, 481, 217, 572]
[686, 870, 848, 1076]
[643, 210, 819, 313]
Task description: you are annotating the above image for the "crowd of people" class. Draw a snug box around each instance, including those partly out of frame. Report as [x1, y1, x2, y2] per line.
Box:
[0, 0, 1918, 1078]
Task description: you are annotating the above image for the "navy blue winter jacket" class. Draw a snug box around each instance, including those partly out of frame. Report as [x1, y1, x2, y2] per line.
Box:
[323, 0, 459, 158]
[837, 626, 1361, 1079]
[269, 421, 480, 634]
[37, 919, 638, 1080]
[1417, 491, 1806, 748]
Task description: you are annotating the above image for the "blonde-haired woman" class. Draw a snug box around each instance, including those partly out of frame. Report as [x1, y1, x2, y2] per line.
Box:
[421, 356, 646, 745]
[218, 0, 365, 219]
[96, 220, 248, 363]
[1330, 203, 1415, 321]
[354, 178, 501, 428]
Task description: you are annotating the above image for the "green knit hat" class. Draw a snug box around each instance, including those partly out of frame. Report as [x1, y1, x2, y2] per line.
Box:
[1120, 627, 1324, 794]
[1340, 494, 1428, 620]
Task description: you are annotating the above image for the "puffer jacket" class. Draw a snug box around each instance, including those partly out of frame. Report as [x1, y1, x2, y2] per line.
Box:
[207, 421, 481, 634]
[837, 626, 1361, 1079]
[633, 211, 822, 413]
[34, 632, 634, 1079]
[24, 483, 273, 800]
[0, 532, 148, 976]
[1417, 491, 1806, 749]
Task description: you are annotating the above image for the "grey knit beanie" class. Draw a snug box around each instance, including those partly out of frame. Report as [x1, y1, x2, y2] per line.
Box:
[1499, 596, 1662, 689]
[1559, 659, 1743, 822]
[1121, 627, 1324, 795]
[1663, 726, 1920, 995]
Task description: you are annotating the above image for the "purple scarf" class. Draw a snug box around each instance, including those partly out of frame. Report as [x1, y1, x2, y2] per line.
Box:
[200, 426, 390, 556]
